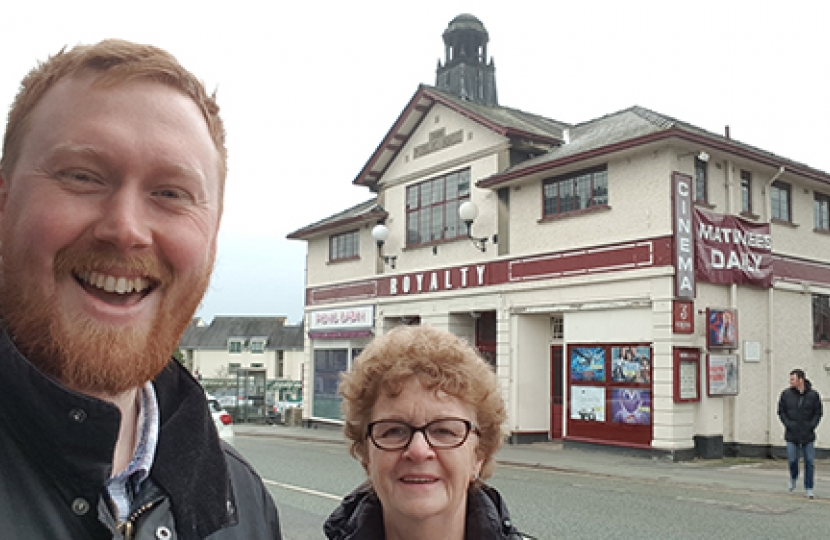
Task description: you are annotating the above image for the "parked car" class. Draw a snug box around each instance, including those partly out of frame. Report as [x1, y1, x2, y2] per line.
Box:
[265, 401, 300, 425]
[206, 394, 235, 443]
[213, 388, 253, 408]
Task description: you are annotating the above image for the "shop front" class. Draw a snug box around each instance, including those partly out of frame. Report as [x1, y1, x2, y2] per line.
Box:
[308, 305, 375, 422]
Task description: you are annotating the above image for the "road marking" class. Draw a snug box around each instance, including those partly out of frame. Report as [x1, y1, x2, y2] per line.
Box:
[262, 479, 343, 501]
[675, 495, 795, 514]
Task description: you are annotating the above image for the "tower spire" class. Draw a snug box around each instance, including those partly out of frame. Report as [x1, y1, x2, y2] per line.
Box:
[436, 14, 498, 106]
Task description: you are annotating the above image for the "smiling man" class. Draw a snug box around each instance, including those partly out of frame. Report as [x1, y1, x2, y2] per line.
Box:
[0, 41, 281, 539]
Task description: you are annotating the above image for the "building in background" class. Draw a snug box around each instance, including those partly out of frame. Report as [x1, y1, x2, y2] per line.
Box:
[288, 14, 830, 458]
[179, 316, 304, 386]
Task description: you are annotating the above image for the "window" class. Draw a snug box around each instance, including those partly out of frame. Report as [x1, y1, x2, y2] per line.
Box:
[771, 181, 791, 222]
[250, 362, 264, 368]
[228, 362, 241, 374]
[313, 349, 349, 421]
[543, 166, 608, 217]
[276, 351, 284, 378]
[406, 169, 470, 246]
[815, 192, 830, 232]
[329, 230, 359, 261]
[250, 338, 266, 354]
[740, 170, 752, 214]
[228, 339, 243, 354]
[551, 316, 564, 340]
[814, 294, 830, 345]
[694, 157, 708, 203]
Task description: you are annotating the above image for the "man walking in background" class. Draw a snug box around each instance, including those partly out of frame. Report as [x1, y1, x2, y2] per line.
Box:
[778, 369, 823, 498]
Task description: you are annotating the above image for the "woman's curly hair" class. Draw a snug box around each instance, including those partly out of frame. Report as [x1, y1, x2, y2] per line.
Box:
[339, 324, 507, 484]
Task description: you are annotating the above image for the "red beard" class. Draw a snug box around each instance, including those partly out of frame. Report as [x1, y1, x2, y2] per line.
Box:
[0, 244, 212, 396]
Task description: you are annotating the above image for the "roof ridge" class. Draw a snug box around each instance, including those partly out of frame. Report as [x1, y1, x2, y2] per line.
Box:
[287, 197, 381, 239]
[425, 85, 571, 128]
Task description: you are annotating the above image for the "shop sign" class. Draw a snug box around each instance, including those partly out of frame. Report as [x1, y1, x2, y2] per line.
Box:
[672, 172, 695, 299]
[310, 305, 375, 330]
[389, 265, 486, 296]
[694, 209, 772, 287]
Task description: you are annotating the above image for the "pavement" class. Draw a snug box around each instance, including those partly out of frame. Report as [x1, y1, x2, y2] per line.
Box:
[235, 422, 830, 500]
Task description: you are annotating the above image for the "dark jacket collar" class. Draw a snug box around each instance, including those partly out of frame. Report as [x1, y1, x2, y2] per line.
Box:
[324, 482, 522, 539]
[0, 328, 234, 539]
[788, 379, 813, 395]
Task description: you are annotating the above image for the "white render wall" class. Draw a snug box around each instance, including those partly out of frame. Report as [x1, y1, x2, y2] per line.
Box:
[283, 349, 305, 381]
[304, 104, 507, 289]
[305, 223, 379, 288]
[511, 314, 553, 433]
[509, 149, 676, 256]
[188, 348, 302, 382]
[298, 108, 830, 451]
[383, 103, 507, 184]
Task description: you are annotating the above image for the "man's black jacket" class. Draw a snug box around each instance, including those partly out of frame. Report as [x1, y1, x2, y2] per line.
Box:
[0, 328, 281, 539]
[777, 379, 823, 444]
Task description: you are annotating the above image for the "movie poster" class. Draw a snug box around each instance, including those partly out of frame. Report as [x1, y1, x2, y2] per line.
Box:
[570, 386, 606, 422]
[610, 388, 652, 425]
[708, 354, 739, 395]
[611, 346, 651, 383]
[707, 308, 738, 350]
[571, 347, 606, 382]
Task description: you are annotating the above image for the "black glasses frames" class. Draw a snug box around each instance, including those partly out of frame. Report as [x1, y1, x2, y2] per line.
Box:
[366, 417, 481, 451]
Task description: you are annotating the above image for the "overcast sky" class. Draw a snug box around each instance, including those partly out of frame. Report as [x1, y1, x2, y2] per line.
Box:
[2, 1, 827, 325]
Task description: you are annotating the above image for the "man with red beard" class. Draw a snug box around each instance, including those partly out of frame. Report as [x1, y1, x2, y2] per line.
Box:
[0, 41, 282, 538]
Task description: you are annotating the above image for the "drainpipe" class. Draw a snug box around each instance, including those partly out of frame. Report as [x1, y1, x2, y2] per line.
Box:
[725, 161, 737, 443]
[765, 166, 785, 448]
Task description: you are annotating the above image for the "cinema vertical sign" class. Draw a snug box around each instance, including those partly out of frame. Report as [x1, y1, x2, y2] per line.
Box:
[673, 172, 695, 299]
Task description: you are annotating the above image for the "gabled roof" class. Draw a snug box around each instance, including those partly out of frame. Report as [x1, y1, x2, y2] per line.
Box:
[353, 84, 570, 190]
[478, 106, 830, 188]
[179, 316, 303, 350]
[286, 198, 386, 240]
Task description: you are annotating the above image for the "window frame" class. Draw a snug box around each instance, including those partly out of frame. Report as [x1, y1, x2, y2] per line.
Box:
[228, 338, 244, 354]
[694, 157, 708, 203]
[815, 192, 830, 232]
[405, 168, 471, 248]
[542, 166, 609, 219]
[814, 294, 830, 346]
[250, 339, 266, 354]
[329, 229, 360, 262]
[740, 170, 753, 215]
[770, 181, 792, 222]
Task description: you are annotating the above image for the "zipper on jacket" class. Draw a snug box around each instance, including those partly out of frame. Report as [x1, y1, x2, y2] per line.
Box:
[118, 498, 162, 540]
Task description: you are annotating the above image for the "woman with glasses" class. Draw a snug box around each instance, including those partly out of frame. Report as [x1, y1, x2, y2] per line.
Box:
[324, 325, 531, 540]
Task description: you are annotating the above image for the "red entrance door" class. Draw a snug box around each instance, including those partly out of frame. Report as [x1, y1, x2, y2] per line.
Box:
[550, 345, 563, 439]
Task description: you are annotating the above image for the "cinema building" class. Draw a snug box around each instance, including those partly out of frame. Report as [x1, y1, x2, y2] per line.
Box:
[288, 14, 830, 458]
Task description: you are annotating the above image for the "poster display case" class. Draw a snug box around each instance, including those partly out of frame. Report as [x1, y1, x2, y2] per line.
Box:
[673, 347, 701, 403]
[707, 354, 739, 396]
[568, 343, 652, 447]
[706, 308, 739, 350]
